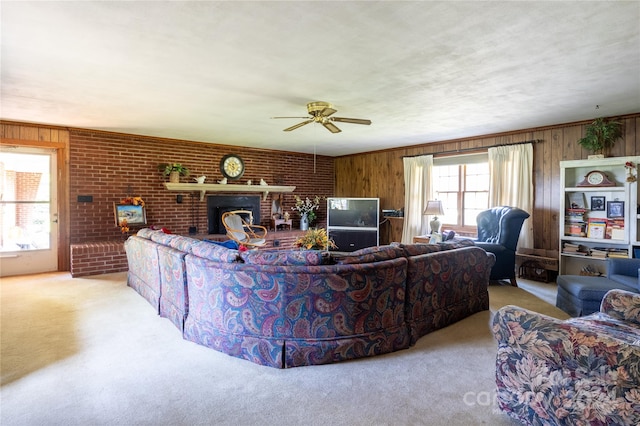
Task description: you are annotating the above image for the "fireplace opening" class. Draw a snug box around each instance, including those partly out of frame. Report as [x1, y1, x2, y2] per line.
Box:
[207, 195, 261, 234]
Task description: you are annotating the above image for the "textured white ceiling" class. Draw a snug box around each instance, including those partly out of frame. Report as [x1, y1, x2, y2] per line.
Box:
[2, 1, 639, 156]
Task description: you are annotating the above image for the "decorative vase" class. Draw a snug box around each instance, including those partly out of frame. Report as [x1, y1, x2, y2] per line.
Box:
[300, 213, 309, 231]
[169, 171, 180, 183]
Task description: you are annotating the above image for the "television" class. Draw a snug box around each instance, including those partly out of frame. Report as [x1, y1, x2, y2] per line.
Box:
[327, 198, 379, 228]
[327, 198, 379, 252]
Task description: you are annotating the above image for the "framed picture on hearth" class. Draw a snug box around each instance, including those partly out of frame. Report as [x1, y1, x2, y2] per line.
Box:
[114, 203, 147, 226]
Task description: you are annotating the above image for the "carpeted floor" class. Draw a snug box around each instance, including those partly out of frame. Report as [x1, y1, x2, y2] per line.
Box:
[1, 272, 567, 426]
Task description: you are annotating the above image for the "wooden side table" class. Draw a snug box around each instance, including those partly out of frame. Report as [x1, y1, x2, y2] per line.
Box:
[413, 235, 431, 244]
[271, 218, 292, 231]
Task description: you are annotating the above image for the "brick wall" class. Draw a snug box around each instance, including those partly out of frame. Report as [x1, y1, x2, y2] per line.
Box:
[69, 130, 335, 244]
[16, 172, 42, 228]
[70, 241, 128, 277]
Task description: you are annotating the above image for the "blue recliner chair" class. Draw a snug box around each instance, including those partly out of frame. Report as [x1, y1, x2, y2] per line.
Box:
[473, 206, 530, 286]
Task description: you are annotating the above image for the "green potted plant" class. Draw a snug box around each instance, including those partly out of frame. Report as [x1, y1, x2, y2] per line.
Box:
[577, 117, 623, 159]
[158, 163, 189, 183]
[293, 227, 337, 251]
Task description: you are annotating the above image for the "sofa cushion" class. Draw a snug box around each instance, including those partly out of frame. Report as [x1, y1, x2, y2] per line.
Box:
[557, 275, 637, 302]
[137, 228, 159, 239]
[148, 232, 197, 252]
[166, 235, 198, 252]
[437, 238, 475, 250]
[332, 245, 404, 264]
[391, 242, 442, 256]
[241, 250, 323, 266]
[391, 239, 475, 257]
[150, 231, 176, 246]
[190, 240, 239, 263]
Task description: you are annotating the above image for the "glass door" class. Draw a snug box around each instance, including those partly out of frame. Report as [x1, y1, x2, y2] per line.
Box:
[0, 147, 58, 276]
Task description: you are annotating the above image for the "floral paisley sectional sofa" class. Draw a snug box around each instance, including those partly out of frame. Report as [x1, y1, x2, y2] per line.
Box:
[125, 228, 495, 368]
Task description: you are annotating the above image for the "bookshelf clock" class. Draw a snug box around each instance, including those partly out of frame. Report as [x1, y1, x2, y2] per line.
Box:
[559, 156, 640, 276]
[576, 170, 616, 187]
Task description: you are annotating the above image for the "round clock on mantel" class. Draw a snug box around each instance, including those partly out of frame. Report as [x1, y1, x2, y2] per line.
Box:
[576, 170, 615, 187]
[220, 154, 245, 180]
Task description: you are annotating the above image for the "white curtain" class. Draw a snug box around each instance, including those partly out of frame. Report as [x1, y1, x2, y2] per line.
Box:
[401, 155, 433, 243]
[488, 143, 534, 249]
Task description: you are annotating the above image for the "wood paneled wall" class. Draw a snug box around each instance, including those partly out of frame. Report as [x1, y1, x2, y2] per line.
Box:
[334, 113, 640, 251]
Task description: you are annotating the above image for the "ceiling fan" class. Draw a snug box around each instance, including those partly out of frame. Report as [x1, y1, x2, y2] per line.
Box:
[272, 101, 372, 133]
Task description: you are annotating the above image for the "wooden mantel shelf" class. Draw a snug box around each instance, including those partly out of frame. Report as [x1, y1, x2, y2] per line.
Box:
[163, 183, 296, 201]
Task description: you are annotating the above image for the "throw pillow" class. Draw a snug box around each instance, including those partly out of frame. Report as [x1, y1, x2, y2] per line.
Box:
[204, 239, 239, 250]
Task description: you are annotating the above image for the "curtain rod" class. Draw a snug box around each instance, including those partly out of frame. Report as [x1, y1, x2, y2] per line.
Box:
[402, 139, 542, 158]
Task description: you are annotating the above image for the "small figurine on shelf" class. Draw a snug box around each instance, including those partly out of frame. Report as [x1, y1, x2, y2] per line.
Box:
[218, 177, 227, 184]
[194, 175, 206, 184]
[260, 179, 268, 186]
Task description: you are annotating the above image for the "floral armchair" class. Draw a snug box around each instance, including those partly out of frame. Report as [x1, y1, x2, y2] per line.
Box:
[492, 289, 640, 425]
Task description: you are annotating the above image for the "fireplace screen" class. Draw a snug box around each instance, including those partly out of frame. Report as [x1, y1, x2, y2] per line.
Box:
[207, 195, 261, 234]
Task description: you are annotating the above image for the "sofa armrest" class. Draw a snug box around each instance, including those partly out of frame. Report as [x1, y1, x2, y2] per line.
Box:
[492, 304, 640, 369]
[493, 304, 640, 425]
[600, 289, 640, 326]
[607, 258, 640, 278]
[474, 241, 507, 255]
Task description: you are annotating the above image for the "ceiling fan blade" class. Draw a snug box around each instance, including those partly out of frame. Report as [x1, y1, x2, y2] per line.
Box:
[283, 120, 313, 132]
[331, 117, 372, 125]
[323, 121, 341, 133]
[319, 107, 337, 117]
[271, 116, 311, 119]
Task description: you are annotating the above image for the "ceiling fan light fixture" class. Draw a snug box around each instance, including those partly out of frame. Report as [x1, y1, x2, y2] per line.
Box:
[306, 101, 333, 116]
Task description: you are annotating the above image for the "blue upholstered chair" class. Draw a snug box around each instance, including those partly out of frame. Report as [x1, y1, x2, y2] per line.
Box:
[556, 258, 640, 317]
[473, 206, 530, 286]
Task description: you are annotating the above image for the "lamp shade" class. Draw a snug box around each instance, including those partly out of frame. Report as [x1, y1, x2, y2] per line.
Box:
[423, 200, 445, 234]
[423, 200, 444, 216]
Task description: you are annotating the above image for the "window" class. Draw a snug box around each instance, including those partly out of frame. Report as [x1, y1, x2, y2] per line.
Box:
[433, 154, 489, 234]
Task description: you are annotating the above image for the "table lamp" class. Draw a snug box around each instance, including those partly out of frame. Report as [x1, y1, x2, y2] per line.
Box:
[423, 200, 445, 234]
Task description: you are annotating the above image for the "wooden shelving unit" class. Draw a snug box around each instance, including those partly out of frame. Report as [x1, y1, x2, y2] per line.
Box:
[559, 156, 640, 275]
[163, 183, 296, 201]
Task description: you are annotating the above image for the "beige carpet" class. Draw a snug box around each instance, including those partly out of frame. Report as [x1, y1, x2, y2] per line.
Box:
[1, 272, 567, 426]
